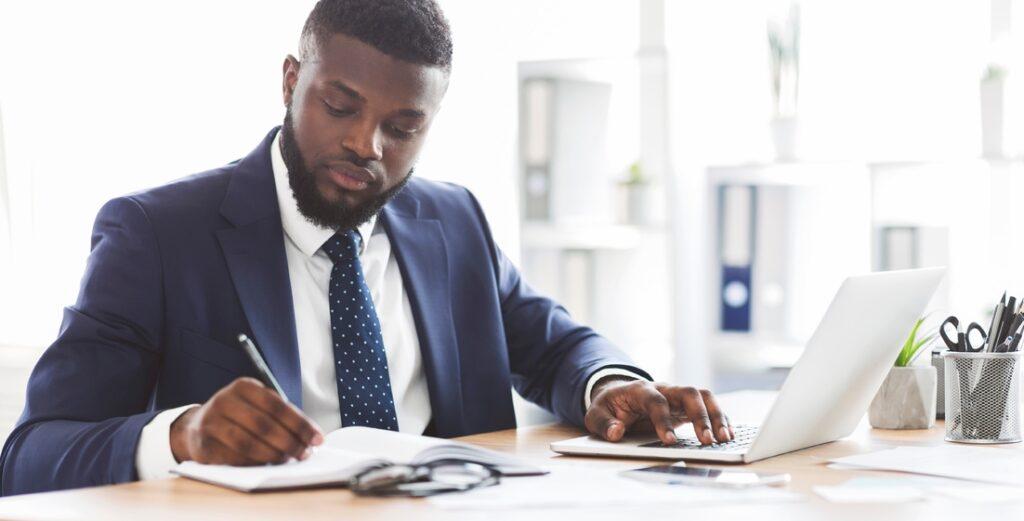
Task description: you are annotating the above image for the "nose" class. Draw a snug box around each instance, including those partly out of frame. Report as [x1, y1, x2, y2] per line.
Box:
[342, 116, 383, 163]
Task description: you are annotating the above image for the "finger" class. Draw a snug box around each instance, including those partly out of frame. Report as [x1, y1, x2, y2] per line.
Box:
[220, 394, 310, 460]
[585, 383, 646, 441]
[699, 389, 732, 442]
[683, 389, 714, 445]
[208, 416, 290, 465]
[657, 385, 716, 444]
[195, 428, 260, 466]
[639, 387, 677, 445]
[665, 386, 713, 445]
[585, 403, 627, 442]
[232, 378, 324, 446]
[654, 383, 690, 421]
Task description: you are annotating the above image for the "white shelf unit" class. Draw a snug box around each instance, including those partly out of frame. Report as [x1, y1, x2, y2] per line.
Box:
[705, 162, 873, 371]
[519, 223, 648, 251]
[515, 53, 675, 381]
[519, 221, 673, 371]
[705, 158, 1024, 373]
[869, 158, 1024, 320]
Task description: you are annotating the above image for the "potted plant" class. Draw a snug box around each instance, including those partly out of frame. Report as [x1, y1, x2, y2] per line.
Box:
[868, 316, 938, 429]
[617, 161, 650, 225]
[980, 64, 1007, 159]
[767, 2, 800, 161]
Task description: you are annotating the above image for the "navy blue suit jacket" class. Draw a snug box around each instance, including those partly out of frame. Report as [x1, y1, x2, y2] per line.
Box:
[0, 128, 647, 495]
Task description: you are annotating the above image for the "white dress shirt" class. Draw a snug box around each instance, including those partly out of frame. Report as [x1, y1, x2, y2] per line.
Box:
[135, 132, 641, 479]
[269, 133, 432, 437]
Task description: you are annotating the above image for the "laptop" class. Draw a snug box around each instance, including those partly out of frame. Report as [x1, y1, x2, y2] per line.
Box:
[551, 267, 946, 463]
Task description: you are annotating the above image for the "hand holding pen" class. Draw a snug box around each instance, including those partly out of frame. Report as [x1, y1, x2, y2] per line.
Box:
[168, 334, 324, 466]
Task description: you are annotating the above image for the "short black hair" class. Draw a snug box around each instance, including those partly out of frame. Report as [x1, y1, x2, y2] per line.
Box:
[299, 0, 453, 71]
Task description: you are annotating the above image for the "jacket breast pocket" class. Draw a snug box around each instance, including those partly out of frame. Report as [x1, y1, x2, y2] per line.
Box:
[174, 328, 253, 376]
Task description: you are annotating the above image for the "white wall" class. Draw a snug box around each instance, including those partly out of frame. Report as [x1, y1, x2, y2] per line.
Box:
[662, 0, 1004, 386]
[0, 0, 650, 431]
[429, 0, 642, 255]
[2, 0, 1016, 428]
[0, 1, 314, 346]
[0, 0, 647, 348]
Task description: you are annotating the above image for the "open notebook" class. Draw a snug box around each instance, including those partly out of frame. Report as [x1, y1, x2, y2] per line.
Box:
[171, 426, 547, 491]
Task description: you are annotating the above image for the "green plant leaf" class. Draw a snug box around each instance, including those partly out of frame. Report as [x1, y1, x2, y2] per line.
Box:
[907, 333, 936, 365]
[896, 317, 926, 367]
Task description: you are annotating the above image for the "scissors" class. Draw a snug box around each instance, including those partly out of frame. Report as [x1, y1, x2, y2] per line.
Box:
[939, 315, 987, 352]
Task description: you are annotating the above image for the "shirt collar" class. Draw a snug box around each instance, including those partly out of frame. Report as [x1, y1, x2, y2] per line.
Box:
[271, 130, 377, 258]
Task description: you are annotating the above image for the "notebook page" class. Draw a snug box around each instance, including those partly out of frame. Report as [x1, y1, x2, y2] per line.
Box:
[173, 446, 381, 491]
[325, 426, 547, 475]
[324, 426, 443, 462]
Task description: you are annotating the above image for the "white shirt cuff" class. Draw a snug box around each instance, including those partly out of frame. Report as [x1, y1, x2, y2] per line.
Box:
[584, 367, 649, 410]
[135, 404, 199, 480]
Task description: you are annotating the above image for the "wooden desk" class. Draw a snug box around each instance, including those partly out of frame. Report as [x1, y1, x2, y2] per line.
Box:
[1, 416, 1021, 519]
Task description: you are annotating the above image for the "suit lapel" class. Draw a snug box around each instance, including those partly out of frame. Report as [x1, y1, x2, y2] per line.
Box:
[213, 132, 464, 427]
[216, 128, 303, 406]
[381, 191, 466, 437]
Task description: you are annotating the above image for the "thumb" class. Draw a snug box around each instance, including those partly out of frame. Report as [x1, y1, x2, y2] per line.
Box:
[584, 404, 627, 441]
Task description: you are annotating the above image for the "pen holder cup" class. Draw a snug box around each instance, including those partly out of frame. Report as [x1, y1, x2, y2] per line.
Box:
[943, 351, 1022, 444]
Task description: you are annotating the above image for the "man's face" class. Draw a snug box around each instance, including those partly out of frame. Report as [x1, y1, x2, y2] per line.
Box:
[280, 33, 448, 229]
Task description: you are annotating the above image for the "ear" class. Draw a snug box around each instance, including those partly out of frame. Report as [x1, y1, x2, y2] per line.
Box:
[282, 55, 301, 107]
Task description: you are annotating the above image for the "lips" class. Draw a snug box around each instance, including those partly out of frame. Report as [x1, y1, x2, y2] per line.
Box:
[324, 162, 375, 192]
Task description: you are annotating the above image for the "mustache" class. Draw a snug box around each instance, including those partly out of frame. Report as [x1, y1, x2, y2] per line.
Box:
[280, 107, 413, 232]
[317, 159, 383, 184]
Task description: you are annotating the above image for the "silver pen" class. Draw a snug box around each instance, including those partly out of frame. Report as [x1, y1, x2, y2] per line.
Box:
[237, 333, 289, 401]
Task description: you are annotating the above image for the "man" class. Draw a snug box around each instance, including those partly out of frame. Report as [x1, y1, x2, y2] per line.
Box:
[0, 0, 731, 496]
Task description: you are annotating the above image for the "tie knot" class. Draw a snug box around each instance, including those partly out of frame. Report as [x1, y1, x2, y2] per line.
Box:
[321, 230, 361, 265]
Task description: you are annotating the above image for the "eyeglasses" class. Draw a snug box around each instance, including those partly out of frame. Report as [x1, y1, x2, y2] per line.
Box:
[350, 459, 500, 497]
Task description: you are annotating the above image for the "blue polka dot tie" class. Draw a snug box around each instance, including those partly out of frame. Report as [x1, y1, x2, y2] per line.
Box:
[321, 230, 399, 431]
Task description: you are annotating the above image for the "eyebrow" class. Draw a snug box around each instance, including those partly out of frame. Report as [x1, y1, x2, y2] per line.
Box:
[327, 80, 366, 102]
[326, 80, 426, 120]
[396, 108, 426, 119]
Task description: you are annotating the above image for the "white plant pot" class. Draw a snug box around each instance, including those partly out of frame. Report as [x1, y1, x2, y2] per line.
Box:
[869, 365, 937, 430]
[770, 116, 798, 162]
[617, 183, 650, 225]
[980, 78, 1005, 158]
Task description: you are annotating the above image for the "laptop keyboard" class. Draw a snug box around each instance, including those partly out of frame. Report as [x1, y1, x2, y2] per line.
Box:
[639, 425, 759, 451]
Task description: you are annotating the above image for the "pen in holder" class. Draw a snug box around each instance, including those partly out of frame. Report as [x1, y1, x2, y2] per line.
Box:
[943, 350, 1021, 444]
[931, 349, 945, 420]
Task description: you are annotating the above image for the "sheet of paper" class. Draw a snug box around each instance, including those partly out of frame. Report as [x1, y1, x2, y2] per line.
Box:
[842, 476, 969, 489]
[813, 476, 1024, 504]
[931, 485, 1024, 503]
[829, 446, 1024, 486]
[813, 485, 924, 503]
[429, 465, 800, 510]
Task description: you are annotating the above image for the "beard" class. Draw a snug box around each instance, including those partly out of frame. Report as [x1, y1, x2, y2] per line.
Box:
[279, 108, 412, 231]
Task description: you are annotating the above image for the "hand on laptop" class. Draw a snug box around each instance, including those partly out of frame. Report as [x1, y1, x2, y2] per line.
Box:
[584, 379, 733, 446]
[169, 377, 324, 465]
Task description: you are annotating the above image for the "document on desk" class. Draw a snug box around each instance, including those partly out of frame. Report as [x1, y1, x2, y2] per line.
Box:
[429, 465, 800, 510]
[829, 446, 1024, 486]
[814, 477, 1023, 504]
[812, 484, 925, 503]
[172, 426, 545, 492]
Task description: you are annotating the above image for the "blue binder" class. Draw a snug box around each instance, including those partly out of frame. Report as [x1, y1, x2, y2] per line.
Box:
[718, 185, 756, 332]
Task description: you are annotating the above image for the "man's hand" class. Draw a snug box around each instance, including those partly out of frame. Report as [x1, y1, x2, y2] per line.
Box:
[584, 378, 733, 445]
[170, 377, 324, 465]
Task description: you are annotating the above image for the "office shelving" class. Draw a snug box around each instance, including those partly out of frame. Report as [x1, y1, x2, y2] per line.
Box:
[705, 158, 1024, 375]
